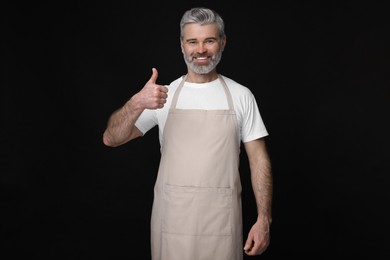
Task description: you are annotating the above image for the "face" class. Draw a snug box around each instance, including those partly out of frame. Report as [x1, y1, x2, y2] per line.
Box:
[181, 23, 226, 74]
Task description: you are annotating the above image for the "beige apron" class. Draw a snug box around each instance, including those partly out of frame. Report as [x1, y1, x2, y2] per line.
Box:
[150, 75, 243, 260]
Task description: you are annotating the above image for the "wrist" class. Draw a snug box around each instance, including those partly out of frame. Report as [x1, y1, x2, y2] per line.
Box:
[128, 94, 144, 112]
[257, 214, 272, 225]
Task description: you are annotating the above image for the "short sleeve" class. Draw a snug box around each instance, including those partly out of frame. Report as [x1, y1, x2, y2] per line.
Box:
[135, 109, 158, 135]
[240, 93, 269, 143]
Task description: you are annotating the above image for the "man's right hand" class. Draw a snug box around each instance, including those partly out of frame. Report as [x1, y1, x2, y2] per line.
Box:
[134, 68, 168, 110]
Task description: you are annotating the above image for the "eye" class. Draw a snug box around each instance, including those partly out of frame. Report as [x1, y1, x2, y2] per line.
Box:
[187, 40, 198, 45]
[205, 39, 216, 45]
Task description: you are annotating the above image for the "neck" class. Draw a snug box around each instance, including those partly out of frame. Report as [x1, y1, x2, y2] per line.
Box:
[185, 70, 219, 83]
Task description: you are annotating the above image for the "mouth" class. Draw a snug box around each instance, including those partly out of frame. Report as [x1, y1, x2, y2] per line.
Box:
[193, 56, 209, 64]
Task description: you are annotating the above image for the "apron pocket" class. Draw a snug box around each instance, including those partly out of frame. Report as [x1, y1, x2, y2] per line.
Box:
[162, 184, 232, 236]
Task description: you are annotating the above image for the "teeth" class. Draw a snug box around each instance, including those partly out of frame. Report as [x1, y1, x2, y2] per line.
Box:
[196, 57, 207, 60]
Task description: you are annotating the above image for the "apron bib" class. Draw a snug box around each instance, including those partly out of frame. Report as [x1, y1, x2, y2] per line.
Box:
[150, 75, 243, 260]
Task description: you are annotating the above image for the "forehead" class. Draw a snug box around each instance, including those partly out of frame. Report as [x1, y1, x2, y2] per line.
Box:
[182, 23, 220, 40]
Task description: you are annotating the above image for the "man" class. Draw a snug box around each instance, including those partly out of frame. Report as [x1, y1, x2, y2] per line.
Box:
[103, 7, 272, 260]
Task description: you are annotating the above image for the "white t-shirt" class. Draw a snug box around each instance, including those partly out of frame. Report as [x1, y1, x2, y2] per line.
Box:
[135, 75, 269, 146]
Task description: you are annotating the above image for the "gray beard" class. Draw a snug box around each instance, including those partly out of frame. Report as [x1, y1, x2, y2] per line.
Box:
[183, 50, 222, 74]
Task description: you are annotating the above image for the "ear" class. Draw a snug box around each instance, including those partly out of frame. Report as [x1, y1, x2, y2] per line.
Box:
[220, 36, 227, 51]
[180, 39, 185, 53]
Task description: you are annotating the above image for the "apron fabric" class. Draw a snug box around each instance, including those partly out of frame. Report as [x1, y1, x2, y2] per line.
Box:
[150, 75, 243, 260]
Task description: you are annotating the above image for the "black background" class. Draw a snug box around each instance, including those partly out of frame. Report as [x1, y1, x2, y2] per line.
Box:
[2, 0, 389, 259]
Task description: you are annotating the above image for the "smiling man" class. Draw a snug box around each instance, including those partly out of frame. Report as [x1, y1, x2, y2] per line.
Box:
[103, 7, 273, 260]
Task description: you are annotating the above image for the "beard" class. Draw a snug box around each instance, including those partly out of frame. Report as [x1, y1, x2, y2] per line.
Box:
[183, 50, 223, 74]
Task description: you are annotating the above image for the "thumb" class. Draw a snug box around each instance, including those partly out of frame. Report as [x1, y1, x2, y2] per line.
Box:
[148, 67, 158, 84]
[244, 237, 254, 251]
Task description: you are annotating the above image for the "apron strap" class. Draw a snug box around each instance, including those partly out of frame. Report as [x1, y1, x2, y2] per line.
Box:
[218, 75, 235, 111]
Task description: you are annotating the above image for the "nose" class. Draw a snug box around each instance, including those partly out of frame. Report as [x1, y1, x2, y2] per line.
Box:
[196, 43, 207, 53]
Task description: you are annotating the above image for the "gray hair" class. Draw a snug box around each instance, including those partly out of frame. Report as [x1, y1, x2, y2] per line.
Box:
[180, 7, 225, 40]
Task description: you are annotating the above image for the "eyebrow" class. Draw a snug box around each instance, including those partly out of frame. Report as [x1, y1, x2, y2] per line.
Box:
[185, 37, 218, 42]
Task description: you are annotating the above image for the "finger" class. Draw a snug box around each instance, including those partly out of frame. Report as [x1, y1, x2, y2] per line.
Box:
[244, 233, 254, 250]
[148, 67, 158, 84]
[159, 92, 168, 99]
[243, 240, 254, 252]
[160, 85, 169, 93]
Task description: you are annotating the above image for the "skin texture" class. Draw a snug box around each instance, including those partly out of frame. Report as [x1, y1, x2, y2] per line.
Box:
[243, 138, 272, 255]
[103, 21, 272, 256]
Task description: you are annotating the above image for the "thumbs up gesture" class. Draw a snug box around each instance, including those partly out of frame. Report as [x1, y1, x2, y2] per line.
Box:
[135, 68, 168, 110]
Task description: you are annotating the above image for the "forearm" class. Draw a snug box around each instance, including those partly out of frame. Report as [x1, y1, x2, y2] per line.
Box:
[246, 139, 273, 223]
[250, 155, 273, 224]
[103, 94, 144, 147]
[243, 139, 273, 255]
